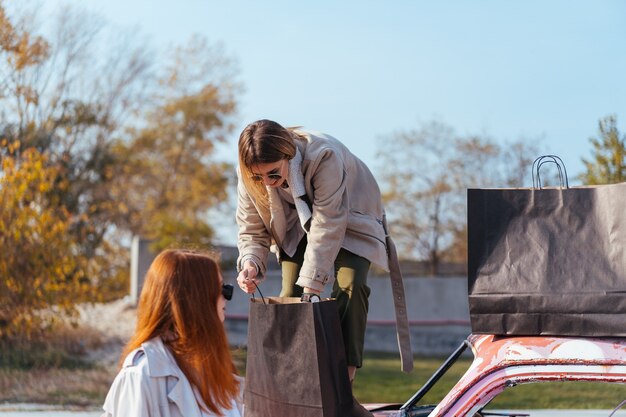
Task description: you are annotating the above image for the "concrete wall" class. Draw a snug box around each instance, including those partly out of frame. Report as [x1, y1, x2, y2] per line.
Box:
[223, 272, 471, 356]
[130, 242, 472, 356]
[130, 237, 155, 306]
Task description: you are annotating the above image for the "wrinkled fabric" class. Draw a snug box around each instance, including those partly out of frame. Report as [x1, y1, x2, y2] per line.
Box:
[236, 129, 412, 371]
[102, 337, 243, 417]
[236, 130, 388, 289]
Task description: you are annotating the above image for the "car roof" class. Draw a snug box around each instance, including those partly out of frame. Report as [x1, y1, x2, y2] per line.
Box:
[431, 334, 626, 416]
[369, 334, 626, 417]
[468, 334, 626, 366]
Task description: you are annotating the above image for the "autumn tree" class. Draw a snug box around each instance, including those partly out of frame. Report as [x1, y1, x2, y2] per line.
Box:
[377, 120, 538, 275]
[112, 35, 240, 251]
[580, 115, 626, 185]
[1, 1, 239, 320]
[0, 142, 89, 336]
[1, 3, 154, 292]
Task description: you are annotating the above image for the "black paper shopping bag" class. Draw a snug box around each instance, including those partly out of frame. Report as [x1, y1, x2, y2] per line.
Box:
[244, 297, 364, 417]
[467, 177, 626, 336]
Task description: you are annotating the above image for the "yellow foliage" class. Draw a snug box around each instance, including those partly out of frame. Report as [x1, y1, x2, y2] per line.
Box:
[0, 147, 86, 337]
[0, 2, 241, 332]
[0, 3, 49, 72]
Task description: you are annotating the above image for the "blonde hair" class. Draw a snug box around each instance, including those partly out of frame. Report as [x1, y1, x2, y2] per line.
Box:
[121, 249, 239, 416]
[238, 119, 305, 209]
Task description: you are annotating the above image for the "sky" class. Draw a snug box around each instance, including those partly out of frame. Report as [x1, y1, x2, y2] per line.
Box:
[35, 0, 626, 242]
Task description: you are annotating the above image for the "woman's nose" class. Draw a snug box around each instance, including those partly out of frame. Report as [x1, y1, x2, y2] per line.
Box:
[262, 176, 273, 186]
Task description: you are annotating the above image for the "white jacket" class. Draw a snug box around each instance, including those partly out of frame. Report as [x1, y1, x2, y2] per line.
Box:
[102, 337, 244, 417]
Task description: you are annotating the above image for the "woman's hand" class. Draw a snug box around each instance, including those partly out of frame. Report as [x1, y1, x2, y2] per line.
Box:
[237, 260, 259, 294]
[303, 287, 321, 295]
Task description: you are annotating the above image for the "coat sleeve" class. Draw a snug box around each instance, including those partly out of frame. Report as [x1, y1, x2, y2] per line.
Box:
[296, 148, 348, 292]
[102, 370, 156, 417]
[235, 173, 271, 276]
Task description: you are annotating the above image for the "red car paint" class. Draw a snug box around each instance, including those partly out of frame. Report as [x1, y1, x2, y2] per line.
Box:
[368, 334, 626, 417]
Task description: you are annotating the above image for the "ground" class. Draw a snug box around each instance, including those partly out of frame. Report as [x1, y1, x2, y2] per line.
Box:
[74, 297, 137, 367]
[0, 298, 138, 408]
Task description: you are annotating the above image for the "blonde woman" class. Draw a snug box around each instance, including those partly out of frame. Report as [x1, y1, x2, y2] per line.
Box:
[235, 119, 411, 385]
[102, 249, 243, 417]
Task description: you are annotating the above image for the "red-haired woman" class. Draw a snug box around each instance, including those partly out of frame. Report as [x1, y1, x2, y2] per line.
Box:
[102, 249, 243, 417]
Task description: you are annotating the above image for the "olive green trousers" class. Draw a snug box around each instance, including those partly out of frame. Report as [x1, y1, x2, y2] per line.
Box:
[279, 237, 371, 368]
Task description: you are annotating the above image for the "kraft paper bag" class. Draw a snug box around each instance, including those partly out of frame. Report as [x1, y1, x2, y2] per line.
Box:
[467, 181, 626, 336]
[244, 297, 368, 417]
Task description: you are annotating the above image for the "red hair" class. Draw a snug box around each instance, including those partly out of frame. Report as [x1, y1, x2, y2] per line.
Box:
[120, 249, 239, 415]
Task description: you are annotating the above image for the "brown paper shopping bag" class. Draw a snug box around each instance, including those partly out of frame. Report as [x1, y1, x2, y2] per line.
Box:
[467, 157, 626, 336]
[244, 297, 361, 417]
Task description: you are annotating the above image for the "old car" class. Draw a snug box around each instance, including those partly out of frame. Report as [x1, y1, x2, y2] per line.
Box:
[366, 334, 626, 417]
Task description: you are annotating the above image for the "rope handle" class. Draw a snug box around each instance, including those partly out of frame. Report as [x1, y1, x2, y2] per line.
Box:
[531, 155, 569, 189]
[251, 280, 266, 305]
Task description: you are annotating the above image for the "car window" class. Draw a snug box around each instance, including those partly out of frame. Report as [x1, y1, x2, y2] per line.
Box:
[482, 381, 626, 415]
[414, 355, 474, 406]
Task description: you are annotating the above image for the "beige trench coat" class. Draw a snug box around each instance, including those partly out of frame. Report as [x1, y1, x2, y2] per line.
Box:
[236, 129, 413, 372]
[236, 130, 388, 292]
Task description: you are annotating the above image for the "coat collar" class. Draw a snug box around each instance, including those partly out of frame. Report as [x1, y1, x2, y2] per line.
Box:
[125, 337, 204, 417]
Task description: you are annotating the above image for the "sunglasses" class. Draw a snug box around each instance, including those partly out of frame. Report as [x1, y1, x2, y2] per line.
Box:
[222, 284, 234, 301]
[251, 173, 282, 182]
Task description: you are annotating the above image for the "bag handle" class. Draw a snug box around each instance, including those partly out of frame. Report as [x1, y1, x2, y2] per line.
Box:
[532, 155, 569, 189]
[251, 281, 267, 304]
